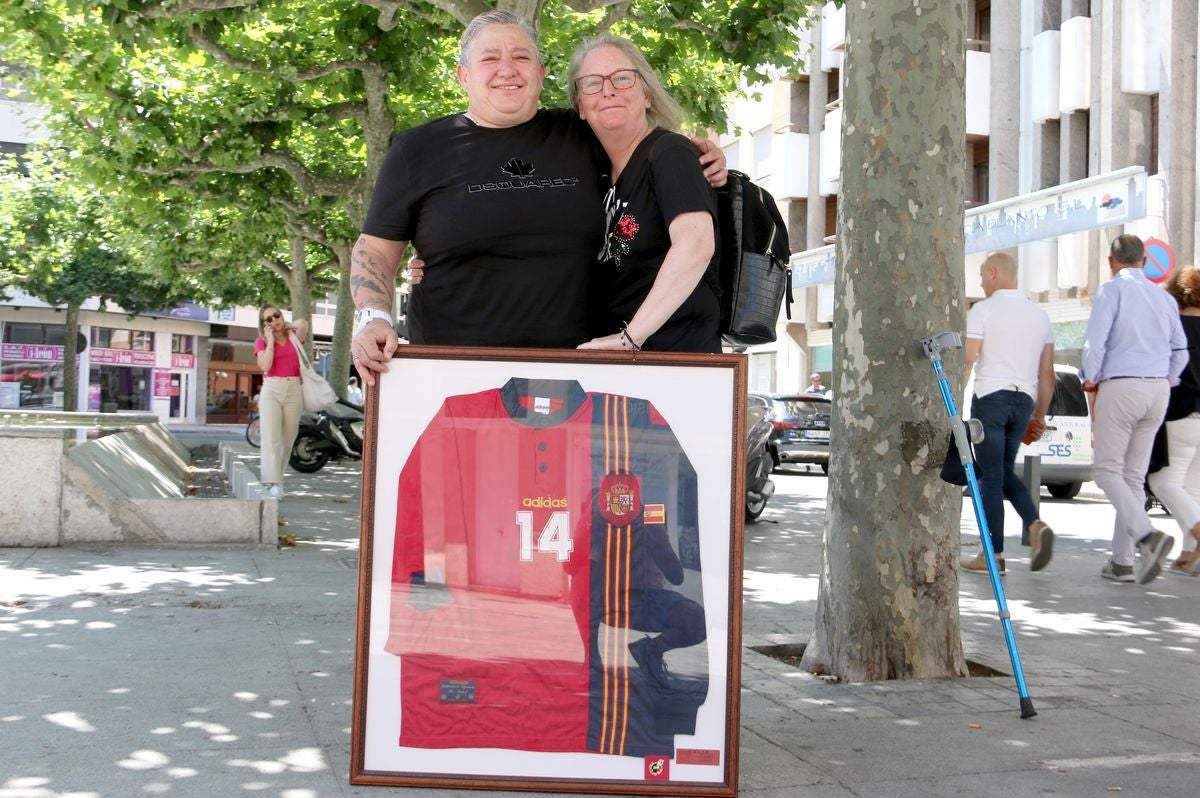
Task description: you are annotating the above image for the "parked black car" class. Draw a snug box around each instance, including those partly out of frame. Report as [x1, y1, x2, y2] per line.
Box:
[749, 392, 832, 473]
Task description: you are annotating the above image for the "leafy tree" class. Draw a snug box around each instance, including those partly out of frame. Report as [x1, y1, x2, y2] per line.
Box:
[0, 150, 185, 410]
[1, 0, 817, 397]
[801, 0, 969, 680]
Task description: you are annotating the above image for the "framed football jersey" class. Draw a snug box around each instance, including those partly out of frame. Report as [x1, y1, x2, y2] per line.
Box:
[350, 347, 746, 796]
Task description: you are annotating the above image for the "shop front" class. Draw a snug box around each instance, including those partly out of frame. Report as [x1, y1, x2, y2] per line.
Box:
[206, 330, 261, 424]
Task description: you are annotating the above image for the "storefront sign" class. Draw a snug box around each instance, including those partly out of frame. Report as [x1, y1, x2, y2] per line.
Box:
[171, 353, 196, 369]
[145, 302, 210, 321]
[153, 369, 175, 398]
[91, 348, 157, 367]
[791, 166, 1149, 288]
[2, 343, 64, 362]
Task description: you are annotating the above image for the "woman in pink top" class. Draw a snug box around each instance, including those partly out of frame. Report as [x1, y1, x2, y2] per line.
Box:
[255, 305, 309, 499]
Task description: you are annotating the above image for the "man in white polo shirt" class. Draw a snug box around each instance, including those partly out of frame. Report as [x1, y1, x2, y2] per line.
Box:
[961, 252, 1057, 574]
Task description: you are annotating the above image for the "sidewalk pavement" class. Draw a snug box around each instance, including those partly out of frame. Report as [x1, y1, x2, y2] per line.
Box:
[2, 453, 1199, 798]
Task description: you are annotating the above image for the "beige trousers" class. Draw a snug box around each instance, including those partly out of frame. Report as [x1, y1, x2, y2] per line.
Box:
[259, 376, 303, 485]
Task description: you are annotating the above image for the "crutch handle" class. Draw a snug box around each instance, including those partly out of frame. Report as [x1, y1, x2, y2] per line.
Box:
[921, 331, 963, 360]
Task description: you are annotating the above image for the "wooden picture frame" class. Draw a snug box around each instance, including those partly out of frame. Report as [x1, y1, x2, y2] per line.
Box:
[350, 346, 746, 796]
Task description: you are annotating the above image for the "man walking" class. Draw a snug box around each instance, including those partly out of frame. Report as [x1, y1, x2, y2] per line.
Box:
[961, 252, 1058, 574]
[804, 373, 826, 395]
[1082, 234, 1189, 584]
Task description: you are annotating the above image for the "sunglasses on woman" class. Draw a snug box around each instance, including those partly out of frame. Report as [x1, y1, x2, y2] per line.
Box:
[262, 312, 281, 323]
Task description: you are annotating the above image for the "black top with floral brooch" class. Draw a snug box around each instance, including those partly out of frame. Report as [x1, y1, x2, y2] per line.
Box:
[590, 127, 722, 353]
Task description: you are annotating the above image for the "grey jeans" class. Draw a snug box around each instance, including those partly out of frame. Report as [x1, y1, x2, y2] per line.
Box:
[1092, 378, 1170, 565]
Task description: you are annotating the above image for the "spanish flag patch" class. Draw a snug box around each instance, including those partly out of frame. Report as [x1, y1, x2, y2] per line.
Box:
[643, 504, 666, 524]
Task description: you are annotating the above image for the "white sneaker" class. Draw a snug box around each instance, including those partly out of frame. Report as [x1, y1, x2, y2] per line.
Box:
[268, 485, 283, 499]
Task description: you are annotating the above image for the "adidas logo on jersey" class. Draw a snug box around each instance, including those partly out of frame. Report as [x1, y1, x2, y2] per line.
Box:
[521, 496, 568, 508]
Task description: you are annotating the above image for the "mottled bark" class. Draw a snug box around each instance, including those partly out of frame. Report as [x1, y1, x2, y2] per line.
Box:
[328, 242, 355, 396]
[63, 304, 80, 412]
[800, 0, 969, 681]
[287, 236, 314, 357]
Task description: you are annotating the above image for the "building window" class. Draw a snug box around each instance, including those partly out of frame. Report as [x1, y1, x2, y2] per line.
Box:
[972, 140, 990, 205]
[753, 127, 773, 179]
[973, 1, 991, 48]
[91, 326, 154, 351]
[209, 340, 257, 365]
[1149, 94, 1159, 176]
[3, 322, 66, 346]
[725, 140, 742, 173]
[171, 334, 195, 355]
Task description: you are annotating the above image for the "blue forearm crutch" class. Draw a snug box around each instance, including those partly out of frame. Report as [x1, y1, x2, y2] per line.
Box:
[922, 332, 1037, 719]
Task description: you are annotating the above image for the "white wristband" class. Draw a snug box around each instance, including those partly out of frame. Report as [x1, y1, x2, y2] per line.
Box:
[354, 308, 393, 335]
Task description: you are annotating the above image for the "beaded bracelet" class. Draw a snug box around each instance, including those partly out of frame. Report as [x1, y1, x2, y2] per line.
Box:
[619, 322, 641, 352]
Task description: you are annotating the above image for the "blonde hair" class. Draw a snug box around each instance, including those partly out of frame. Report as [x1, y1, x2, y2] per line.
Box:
[1164, 265, 1200, 310]
[567, 34, 683, 132]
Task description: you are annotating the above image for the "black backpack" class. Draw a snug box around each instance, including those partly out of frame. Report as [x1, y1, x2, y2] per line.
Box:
[714, 169, 792, 346]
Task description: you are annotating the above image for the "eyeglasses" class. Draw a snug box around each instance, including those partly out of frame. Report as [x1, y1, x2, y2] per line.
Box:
[262, 312, 281, 323]
[575, 69, 640, 96]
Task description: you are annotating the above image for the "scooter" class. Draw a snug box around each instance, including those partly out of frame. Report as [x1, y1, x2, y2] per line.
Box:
[744, 402, 776, 522]
[289, 399, 366, 473]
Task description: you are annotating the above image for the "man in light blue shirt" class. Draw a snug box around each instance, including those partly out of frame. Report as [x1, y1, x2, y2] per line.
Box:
[1081, 234, 1189, 584]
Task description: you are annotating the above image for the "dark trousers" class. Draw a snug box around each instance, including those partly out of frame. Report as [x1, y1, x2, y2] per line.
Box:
[972, 390, 1039, 554]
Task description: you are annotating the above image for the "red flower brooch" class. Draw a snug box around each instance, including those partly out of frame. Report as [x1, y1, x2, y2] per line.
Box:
[607, 213, 639, 266]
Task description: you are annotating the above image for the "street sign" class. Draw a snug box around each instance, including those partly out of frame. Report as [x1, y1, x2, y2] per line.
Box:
[1143, 238, 1175, 284]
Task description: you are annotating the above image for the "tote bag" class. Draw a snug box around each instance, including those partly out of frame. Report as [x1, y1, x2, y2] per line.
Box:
[290, 333, 337, 412]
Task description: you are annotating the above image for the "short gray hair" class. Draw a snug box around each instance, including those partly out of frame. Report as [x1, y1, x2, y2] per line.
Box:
[1110, 234, 1145, 265]
[567, 34, 683, 132]
[459, 10, 540, 66]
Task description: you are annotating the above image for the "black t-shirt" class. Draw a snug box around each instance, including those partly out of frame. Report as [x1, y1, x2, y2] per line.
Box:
[1165, 314, 1200, 420]
[592, 128, 720, 353]
[362, 109, 604, 348]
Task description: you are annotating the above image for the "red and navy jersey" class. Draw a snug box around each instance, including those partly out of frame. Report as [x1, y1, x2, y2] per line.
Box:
[387, 378, 707, 756]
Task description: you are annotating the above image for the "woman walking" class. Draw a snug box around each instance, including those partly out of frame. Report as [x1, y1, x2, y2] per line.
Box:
[1148, 266, 1200, 574]
[255, 305, 309, 499]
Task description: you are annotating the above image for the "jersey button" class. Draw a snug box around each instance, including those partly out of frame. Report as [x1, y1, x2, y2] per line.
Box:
[538, 463, 548, 473]
[538, 442, 548, 452]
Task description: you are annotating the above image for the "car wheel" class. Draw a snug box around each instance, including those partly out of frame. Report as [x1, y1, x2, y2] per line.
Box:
[289, 432, 330, 473]
[1046, 482, 1081, 500]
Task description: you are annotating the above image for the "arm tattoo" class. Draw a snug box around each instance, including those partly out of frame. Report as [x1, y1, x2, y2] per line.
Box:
[351, 235, 400, 312]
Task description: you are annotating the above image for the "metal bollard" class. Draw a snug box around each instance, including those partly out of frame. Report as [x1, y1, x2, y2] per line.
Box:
[1021, 454, 1041, 544]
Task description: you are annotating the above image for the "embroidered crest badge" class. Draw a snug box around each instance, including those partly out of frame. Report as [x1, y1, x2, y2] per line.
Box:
[599, 474, 641, 525]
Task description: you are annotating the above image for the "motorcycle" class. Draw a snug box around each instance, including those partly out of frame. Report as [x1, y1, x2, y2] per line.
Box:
[744, 402, 776, 523]
[289, 399, 366, 473]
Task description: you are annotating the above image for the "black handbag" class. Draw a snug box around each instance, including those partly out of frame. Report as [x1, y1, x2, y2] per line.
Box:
[939, 430, 983, 486]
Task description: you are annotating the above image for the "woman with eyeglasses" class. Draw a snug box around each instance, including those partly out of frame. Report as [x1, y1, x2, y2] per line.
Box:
[570, 35, 721, 354]
[255, 305, 309, 499]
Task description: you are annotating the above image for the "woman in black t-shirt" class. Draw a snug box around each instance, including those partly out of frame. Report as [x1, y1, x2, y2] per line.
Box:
[569, 35, 722, 355]
[1147, 265, 1200, 574]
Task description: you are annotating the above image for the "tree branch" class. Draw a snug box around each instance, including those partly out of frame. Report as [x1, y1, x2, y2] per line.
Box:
[670, 18, 739, 53]
[560, 0, 626, 12]
[136, 150, 358, 198]
[355, 0, 443, 30]
[189, 24, 367, 81]
[177, 261, 227, 273]
[136, 0, 263, 18]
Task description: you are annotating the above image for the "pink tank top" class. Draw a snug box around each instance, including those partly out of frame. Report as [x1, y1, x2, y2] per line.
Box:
[256, 336, 302, 378]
